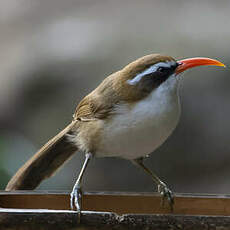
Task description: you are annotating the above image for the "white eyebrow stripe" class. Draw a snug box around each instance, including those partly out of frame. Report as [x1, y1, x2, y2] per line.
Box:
[127, 61, 175, 85]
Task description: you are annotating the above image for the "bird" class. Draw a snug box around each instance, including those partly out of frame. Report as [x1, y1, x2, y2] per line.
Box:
[6, 54, 225, 213]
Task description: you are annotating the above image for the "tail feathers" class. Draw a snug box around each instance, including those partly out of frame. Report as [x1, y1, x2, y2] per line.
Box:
[6, 121, 78, 191]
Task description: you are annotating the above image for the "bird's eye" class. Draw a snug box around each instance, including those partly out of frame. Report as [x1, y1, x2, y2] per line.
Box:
[157, 67, 166, 73]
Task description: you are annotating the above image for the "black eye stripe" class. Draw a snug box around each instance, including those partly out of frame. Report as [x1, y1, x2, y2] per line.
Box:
[136, 62, 177, 93]
[127, 60, 178, 98]
[127, 61, 178, 86]
[156, 62, 178, 73]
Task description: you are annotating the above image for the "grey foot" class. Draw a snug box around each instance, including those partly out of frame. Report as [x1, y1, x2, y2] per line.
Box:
[70, 184, 82, 221]
[158, 182, 174, 211]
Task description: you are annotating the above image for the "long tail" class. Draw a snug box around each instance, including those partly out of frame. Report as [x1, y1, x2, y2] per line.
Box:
[6, 121, 78, 190]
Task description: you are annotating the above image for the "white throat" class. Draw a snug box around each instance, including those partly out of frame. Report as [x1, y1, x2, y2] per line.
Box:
[97, 74, 181, 160]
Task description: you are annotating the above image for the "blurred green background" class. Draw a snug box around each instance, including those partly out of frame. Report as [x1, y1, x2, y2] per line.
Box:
[1, 0, 230, 194]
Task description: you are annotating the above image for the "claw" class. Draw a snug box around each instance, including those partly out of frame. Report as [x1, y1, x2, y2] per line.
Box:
[70, 185, 82, 223]
[158, 182, 174, 212]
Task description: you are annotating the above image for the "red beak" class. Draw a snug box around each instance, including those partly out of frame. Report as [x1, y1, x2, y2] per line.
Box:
[176, 57, 225, 74]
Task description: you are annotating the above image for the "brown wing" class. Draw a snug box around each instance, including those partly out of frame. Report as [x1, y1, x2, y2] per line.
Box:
[74, 73, 121, 121]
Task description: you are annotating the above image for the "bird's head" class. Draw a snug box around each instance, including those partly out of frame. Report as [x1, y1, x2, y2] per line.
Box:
[117, 54, 225, 101]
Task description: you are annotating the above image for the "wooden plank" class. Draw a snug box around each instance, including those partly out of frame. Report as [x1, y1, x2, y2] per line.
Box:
[1, 191, 230, 216]
[1, 191, 230, 229]
[1, 208, 230, 230]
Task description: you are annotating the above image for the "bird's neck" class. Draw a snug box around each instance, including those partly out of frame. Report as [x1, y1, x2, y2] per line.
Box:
[151, 74, 180, 102]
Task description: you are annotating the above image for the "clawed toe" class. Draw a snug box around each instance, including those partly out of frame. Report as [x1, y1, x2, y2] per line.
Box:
[70, 185, 82, 223]
[158, 182, 174, 211]
[70, 185, 82, 212]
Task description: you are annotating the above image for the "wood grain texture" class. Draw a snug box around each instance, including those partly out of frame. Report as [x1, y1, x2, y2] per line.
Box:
[1, 209, 230, 230]
[1, 191, 230, 215]
[1, 208, 230, 230]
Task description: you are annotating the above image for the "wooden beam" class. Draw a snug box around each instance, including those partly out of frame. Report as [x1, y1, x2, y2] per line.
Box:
[1, 191, 230, 229]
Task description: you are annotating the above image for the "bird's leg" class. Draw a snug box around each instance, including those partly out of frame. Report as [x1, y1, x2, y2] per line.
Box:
[70, 152, 92, 216]
[132, 158, 174, 211]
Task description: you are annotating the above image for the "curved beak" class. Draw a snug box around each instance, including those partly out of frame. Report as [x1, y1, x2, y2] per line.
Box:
[176, 57, 225, 74]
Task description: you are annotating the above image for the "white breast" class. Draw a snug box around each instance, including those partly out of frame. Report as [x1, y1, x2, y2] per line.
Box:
[96, 75, 181, 160]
